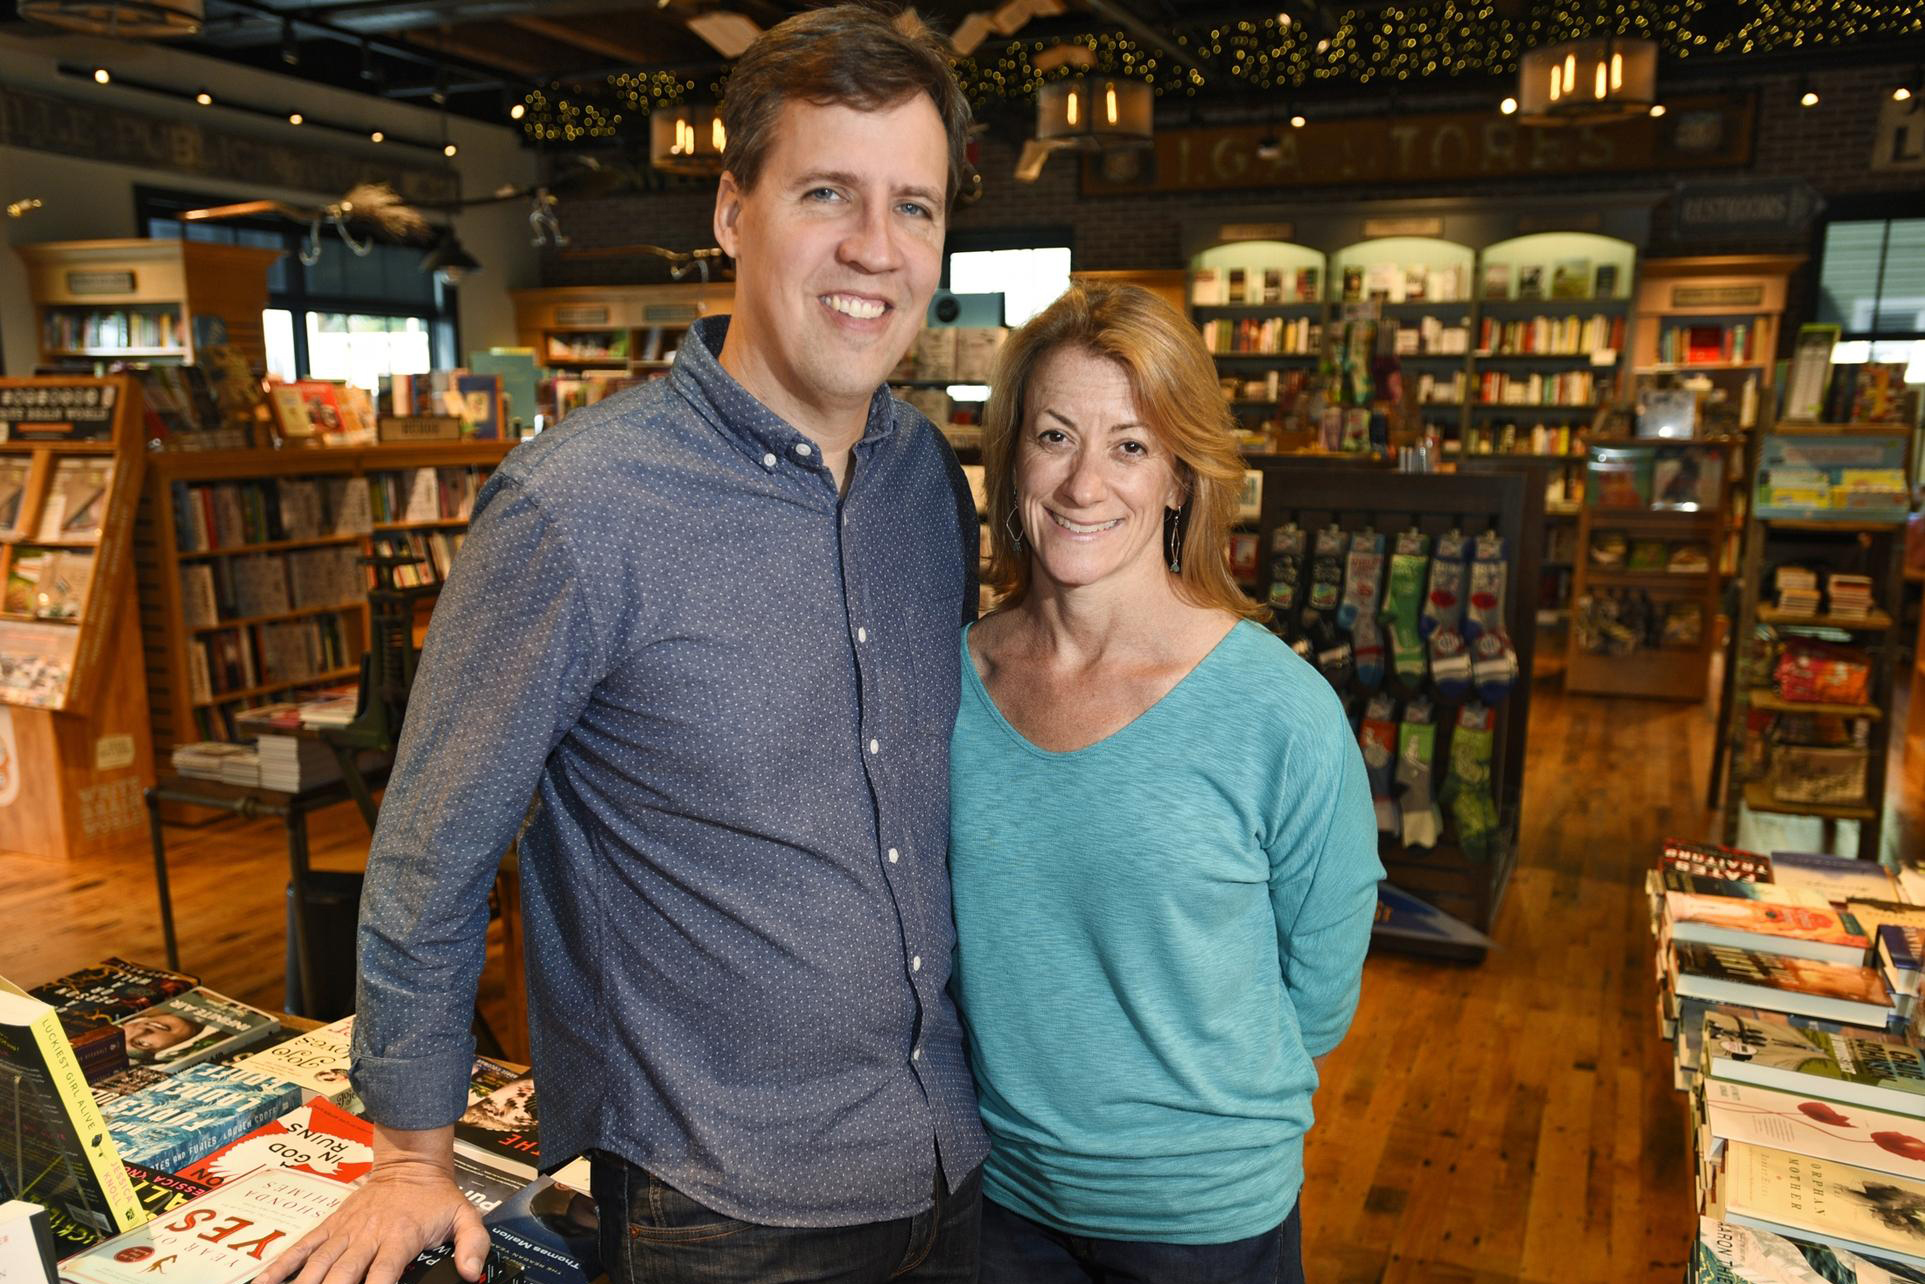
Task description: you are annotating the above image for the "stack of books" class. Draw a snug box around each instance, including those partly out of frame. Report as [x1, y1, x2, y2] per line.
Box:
[170, 741, 255, 782]
[1773, 565, 1821, 615]
[1827, 573, 1875, 619]
[1647, 840, 1925, 1279]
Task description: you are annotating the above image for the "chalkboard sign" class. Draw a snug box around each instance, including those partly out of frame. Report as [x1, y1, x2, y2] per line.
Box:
[0, 383, 118, 440]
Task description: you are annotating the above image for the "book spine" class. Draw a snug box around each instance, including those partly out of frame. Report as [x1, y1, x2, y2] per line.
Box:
[28, 1009, 148, 1232]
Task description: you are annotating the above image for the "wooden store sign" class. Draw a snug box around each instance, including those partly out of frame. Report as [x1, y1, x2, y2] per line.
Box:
[0, 382, 117, 441]
[0, 86, 459, 204]
[1082, 95, 1755, 196]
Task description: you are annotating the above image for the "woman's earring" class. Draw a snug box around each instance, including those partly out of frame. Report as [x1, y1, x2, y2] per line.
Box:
[1165, 505, 1184, 573]
[1005, 502, 1025, 550]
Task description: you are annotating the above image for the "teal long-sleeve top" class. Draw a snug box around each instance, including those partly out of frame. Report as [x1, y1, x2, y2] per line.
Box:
[948, 619, 1383, 1243]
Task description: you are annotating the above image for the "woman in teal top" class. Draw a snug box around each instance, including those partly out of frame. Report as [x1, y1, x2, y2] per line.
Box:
[950, 282, 1382, 1282]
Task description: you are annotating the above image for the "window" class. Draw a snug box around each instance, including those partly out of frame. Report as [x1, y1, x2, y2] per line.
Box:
[137, 187, 458, 392]
[948, 246, 1073, 328]
[1815, 217, 1925, 382]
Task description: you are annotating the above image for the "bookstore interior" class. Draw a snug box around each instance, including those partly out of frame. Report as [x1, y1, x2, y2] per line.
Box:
[0, 1, 1923, 1280]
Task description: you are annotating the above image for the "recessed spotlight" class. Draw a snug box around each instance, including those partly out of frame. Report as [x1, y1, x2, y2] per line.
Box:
[443, 142, 458, 158]
[1800, 89, 1819, 107]
[1649, 103, 1666, 117]
[195, 90, 212, 106]
[370, 130, 385, 142]
[1500, 96, 1517, 115]
[92, 67, 110, 84]
[1897, 86, 1914, 102]
[288, 112, 303, 125]
[1290, 113, 1306, 128]
[510, 102, 526, 120]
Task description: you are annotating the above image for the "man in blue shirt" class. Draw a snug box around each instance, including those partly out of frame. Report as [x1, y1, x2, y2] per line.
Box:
[257, 9, 985, 1284]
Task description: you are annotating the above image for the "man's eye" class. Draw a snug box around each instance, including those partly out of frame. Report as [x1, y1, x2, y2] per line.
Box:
[807, 187, 842, 202]
[899, 202, 932, 219]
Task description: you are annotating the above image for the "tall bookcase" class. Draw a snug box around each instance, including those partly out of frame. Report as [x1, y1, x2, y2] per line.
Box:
[134, 442, 515, 756]
[0, 375, 155, 857]
[510, 282, 734, 373]
[15, 239, 285, 372]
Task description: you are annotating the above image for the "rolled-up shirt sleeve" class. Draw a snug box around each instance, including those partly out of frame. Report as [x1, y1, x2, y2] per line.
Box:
[350, 472, 606, 1129]
[1268, 700, 1384, 1059]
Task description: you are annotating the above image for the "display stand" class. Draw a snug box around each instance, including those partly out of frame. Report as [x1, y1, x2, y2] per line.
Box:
[1565, 439, 1729, 700]
[1714, 424, 1912, 861]
[133, 441, 516, 759]
[1257, 466, 1542, 959]
[0, 374, 154, 857]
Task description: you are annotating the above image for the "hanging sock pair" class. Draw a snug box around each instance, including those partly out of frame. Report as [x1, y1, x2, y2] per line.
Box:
[1267, 524, 1313, 661]
[1379, 529, 1430, 694]
[1304, 525, 1352, 689]
[1358, 693, 1399, 837]
[1396, 697, 1442, 850]
[1342, 531, 1386, 691]
[1463, 531, 1519, 705]
[1423, 531, 1473, 703]
[1439, 702, 1500, 862]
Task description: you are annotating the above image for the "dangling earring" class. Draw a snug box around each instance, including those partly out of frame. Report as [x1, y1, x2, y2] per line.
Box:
[1005, 494, 1025, 550]
[1165, 504, 1186, 573]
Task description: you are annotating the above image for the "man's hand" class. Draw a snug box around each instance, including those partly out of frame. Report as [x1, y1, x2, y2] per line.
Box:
[255, 1124, 492, 1284]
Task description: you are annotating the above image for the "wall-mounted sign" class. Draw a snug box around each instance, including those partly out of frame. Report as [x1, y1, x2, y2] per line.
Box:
[553, 304, 611, 326]
[1672, 179, 1821, 238]
[643, 304, 702, 323]
[65, 271, 136, 296]
[1871, 95, 1925, 172]
[1515, 211, 1605, 233]
[1362, 217, 1444, 238]
[1084, 95, 1754, 196]
[1671, 284, 1765, 308]
[0, 383, 117, 440]
[1216, 222, 1295, 242]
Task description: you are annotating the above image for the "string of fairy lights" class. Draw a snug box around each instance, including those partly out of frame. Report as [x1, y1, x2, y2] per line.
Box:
[509, 1, 1925, 145]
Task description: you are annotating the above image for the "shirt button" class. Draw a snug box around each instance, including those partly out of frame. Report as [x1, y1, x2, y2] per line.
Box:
[887, 847, 900, 863]
[761, 452, 776, 469]
[911, 1047, 921, 1062]
[868, 738, 879, 755]
[911, 956, 922, 972]
[794, 442, 813, 458]
[857, 627, 868, 643]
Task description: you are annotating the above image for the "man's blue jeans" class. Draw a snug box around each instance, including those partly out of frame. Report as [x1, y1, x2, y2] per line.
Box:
[589, 1152, 982, 1284]
[979, 1196, 1304, 1284]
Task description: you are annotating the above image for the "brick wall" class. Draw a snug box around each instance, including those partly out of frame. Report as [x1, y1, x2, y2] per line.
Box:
[537, 59, 1919, 289]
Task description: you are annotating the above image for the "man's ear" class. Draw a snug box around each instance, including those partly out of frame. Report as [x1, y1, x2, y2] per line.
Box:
[713, 170, 744, 260]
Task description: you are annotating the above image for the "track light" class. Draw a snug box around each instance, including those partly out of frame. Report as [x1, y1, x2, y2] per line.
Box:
[370, 130, 384, 142]
[443, 142, 458, 158]
[1899, 86, 1914, 102]
[288, 111, 303, 125]
[194, 89, 212, 105]
[280, 17, 298, 66]
[1500, 96, 1517, 115]
[1649, 103, 1666, 117]
[359, 37, 376, 81]
[1290, 111, 1306, 128]
[92, 67, 109, 84]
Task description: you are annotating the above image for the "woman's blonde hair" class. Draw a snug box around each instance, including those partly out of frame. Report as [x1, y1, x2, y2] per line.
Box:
[979, 281, 1266, 622]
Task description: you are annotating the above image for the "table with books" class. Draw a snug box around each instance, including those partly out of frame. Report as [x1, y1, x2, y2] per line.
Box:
[1650, 838, 1925, 1280]
[0, 958, 598, 1283]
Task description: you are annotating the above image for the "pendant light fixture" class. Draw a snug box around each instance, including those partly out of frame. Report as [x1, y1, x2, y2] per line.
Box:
[650, 104, 727, 175]
[1036, 75, 1152, 148]
[1515, 35, 1658, 125]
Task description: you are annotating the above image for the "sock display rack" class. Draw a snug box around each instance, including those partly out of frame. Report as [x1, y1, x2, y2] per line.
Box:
[1256, 464, 1543, 959]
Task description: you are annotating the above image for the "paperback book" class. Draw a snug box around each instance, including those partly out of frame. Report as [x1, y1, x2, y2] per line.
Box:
[454, 1073, 540, 1179]
[1671, 943, 1892, 1027]
[177, 1097, 373, 1189]
[114, 988, 277, 1072]
[99, 1063, 305, 1174]
[233, 1015, 360, 1110]
[1719, 1142, 1925, 1270]
[55, 1165, 351, 1284]
[1661, 868, 1829, 907]
[0, 978, 146, 1240]
[1665, 893, 1872, 966]
[1702, 1079, 1925, 1183]
[1665, 841, 1774, 884]
[1774, 852, 1902, 907]
[482, 1164, 601, 1284]
[1703, 1010, 1925, 1115]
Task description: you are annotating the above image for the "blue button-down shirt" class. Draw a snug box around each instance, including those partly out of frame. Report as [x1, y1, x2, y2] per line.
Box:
[351, 316, 987, 1225]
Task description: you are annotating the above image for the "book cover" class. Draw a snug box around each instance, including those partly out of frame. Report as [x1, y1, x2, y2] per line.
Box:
[1722, 1142, 1925, 1270]
[55, 1166, 351, 1284]
[1549, 258, 1592, 300]
[0, 979, 146, 1239]
[1665, 840, 1774, 884]
[114, 988, 277, 1072]
[452, 1146, 528, 1221]
[100, 1064, 306, 1174]
[1480, 263, 1511, 300]
[1594, 263, 1620, 299]
[482, 1168, 601, 1284]
[124, 1164, 211, 1220]
[177, 1097, 373, 1189]
[35, 458, 113, 542]
[454, 1074, 539, 1178]
[454, 374, 503, 440]
[1705, 1079, 1925, 1183]
[1673, 943, 1892, 1025]
[1695, 1215, 1922, 1284]
[89, 1065, 169, 1107]
[0, 1199, 58, 1282]
[1516, 264, 1545, 300]
[23, 959, 190, 1072]
[233, 1015, 359, 1110]
[1705, 1010, 1925, 1114]
[0, 458, 30, 534]
[1661, 868, 1828, 907]
[1852, 902, 1925, 939]
[1666, 893, 1871, 964]
[1775, 852, 1901, 905]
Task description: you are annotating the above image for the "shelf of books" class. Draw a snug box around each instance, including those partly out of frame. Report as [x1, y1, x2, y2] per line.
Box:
[511, 282, 733, 426]
[1, 959, 600, 1280]
[0, 375, 157, 858]
[1712, 420, 1913, 862]
[15, 239, 285, 373]
[134, 441, 514, 757]
[1649, 839, 1925, 1279]
[1566, 440, 1728, 700]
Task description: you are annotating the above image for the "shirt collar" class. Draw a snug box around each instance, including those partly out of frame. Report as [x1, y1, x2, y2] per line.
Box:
[670, 316, 900, 470]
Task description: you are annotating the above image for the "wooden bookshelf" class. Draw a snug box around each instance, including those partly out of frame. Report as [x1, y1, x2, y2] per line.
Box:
[134, 441, 515, 757]
[0, 374, 156, 857]
[15, 239, 284, 371]
[511, 282, 734, 372]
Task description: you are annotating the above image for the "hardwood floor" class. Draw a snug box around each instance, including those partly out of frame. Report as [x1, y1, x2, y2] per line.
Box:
[2, 649, 1918, 1282]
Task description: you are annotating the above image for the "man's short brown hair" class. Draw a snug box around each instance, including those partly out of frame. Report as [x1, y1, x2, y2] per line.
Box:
[721, 4, 971, 210]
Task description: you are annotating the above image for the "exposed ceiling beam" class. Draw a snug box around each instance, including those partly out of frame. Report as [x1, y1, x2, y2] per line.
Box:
[399, 27, 552, 78]
[205, 0, 515, 80]
[504, 14, 659, 66]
